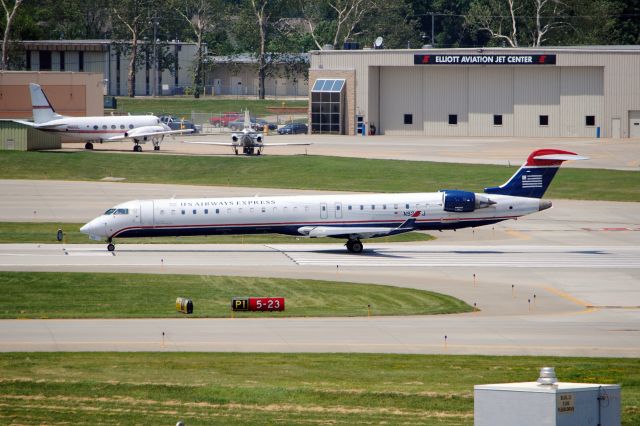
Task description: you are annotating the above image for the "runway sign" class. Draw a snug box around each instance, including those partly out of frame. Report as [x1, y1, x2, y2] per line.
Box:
[231, 297, 285, 312]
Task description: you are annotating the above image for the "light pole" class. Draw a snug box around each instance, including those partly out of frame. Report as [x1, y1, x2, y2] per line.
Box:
[152, 16, 159, 97]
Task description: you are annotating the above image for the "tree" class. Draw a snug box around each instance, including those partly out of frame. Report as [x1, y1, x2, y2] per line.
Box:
[111, 0, 155, 97]
[173, 0, 222, 98]
[243, 0, 290, 99]
[300, 0, 380, 49]
[466, 0, 571, 47]
[1, 0, 22, 70]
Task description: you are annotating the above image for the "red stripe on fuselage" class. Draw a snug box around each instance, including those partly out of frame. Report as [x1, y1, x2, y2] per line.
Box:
[110, 215, 520, 238]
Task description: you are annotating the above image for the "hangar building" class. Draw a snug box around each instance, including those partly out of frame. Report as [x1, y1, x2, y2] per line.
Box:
[309, 46, 640, 138]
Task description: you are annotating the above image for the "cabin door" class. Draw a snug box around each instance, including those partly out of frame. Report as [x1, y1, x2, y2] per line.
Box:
[140, 201, 154, 227]
[334, 202, 342, 219]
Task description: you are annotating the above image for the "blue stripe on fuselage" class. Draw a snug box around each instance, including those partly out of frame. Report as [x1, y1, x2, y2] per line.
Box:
[112, 218, 509, 239]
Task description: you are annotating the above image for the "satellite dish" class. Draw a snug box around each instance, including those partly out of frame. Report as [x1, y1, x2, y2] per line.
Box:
[374, 37, 383, 49]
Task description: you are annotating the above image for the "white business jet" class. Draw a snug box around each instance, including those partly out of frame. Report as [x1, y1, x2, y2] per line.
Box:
[80, 149, 586, 253]
[185, 110, 310, 155]
[16, 83, 193, 152]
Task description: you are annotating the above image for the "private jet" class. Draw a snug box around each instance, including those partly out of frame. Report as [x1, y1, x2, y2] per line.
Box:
[80, 149, 586, 253]
[16, 83, 193, 152]
[184, 110, 310, 155]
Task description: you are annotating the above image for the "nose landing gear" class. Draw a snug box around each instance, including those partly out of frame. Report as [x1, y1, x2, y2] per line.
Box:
[107, 238, 115, 252]
[346, 239, 363, 254]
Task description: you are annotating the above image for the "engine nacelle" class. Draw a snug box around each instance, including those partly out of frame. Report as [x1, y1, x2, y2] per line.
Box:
[441, 190, 495, 213]
[231, 134, 239, 142]
[256, 135, 262, 143]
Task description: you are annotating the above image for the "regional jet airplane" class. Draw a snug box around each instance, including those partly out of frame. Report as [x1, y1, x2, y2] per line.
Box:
[16, 83, 192, 152]
[80, 149, 586, 253]
[184, 110, 310, 155]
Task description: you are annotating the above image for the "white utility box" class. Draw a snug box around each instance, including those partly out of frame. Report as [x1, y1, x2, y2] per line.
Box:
[474, 368, 620, 426]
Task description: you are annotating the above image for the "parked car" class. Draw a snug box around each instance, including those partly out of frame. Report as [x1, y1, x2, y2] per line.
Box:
[228, 117, 277, 131]
[209, 112, 242, 127]
[277, 123, 308, 135]
[159, 115, 200, 134]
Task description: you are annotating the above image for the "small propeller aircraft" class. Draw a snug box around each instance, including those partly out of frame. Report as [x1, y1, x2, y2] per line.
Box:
[15, 83, 193, 152]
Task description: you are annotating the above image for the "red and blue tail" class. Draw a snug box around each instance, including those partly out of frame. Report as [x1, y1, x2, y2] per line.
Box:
[484, 149, 587, 199]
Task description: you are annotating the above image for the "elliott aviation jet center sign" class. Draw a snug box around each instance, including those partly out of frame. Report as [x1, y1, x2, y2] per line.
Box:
[414, 54, 556, 65]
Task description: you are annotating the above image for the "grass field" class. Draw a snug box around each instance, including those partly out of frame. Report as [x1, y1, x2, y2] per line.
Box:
[0, 272, 471, 319]
[0, 222, 434, 245]
[115, 96, 308, 116]
[0, 352, 637, 425]
[1, 151, 639, 201]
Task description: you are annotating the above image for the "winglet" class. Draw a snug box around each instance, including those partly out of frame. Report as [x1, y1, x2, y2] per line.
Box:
[397, 211, 421, 229]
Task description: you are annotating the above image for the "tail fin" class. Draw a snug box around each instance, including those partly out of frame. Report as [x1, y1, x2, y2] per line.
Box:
[484, 149, 588, 198]
[29, 83, 64, 123]
[243, 110, 251, 130]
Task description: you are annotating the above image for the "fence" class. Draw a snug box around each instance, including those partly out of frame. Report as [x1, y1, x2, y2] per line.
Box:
[189, 112, 308, 135]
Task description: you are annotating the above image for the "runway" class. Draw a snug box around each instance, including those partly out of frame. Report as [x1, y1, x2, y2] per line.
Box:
[0, 180, 639, 356]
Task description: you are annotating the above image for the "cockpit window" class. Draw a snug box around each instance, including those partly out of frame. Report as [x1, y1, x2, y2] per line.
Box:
[104, 208, 115, 215]
[115, 208, 129, 215]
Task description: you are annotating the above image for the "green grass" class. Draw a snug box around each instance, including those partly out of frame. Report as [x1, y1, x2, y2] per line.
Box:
[0, 222, 433, 244]
[115, 96, 308, 116]
[1, 151, 639, 201]
[0, 353, 637, 425]
[0, 272, 471, 319]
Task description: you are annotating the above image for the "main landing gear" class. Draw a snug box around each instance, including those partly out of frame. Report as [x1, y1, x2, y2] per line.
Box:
[85, 142, 94, 150]
[133, 143, 142, 152]
[107, 238, 115, 252]
[346, 239, 363, 254]
[152, 137, 161, 151]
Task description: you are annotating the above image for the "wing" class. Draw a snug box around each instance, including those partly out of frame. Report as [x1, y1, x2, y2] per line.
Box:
[261, 142, 312, 146]
[298, 211, 421, 239]
[106, 128, 193, 141]
[182, 141, 237, 147]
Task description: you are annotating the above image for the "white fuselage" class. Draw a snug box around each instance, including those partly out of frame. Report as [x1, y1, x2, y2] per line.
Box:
[39, 116, 163, 142]
[80, 192, 544, 241]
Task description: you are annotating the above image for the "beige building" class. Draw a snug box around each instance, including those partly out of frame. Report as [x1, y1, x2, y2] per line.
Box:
[206, 54, 309, 97]
[309, 46, 640, 138]
[0, 71, 104, 119]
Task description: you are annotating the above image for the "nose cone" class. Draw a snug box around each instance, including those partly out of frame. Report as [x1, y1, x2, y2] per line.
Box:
[79, 222, 91, 235]
[80, 219, 103, 237]
[539, 199, 552, 211]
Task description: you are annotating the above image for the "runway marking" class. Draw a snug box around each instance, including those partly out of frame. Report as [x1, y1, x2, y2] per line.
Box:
[504, 229, 531, 240]
[543, 286, 593, 309]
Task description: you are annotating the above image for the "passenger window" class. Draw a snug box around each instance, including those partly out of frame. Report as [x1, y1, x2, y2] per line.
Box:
[111, 125, 116, 129]
[336, 205, 341, 210]
[371, 205, 375, 210]
[120, 125, 125, 129]
[216, 209, 219, 214]
[383, 205, 387, 210]
[204, 209, 208, 214]
[406, 204, 409, 209]
[102, 125, 107, 130]
[181, 210, 185, 215]
[160, 210, 165, 215]
[261, 207, 266, 213]
[321, 206, 326, 211]
[93, 125, 98, 130]
[129, 124, 134, 129]
[192, 209, 196, 214]
[348, 205, 352, 210]
[394, 204, 398, 209]
[360, 205, 364, 210]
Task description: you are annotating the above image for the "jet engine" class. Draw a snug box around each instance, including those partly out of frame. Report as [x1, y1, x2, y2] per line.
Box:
[441, 190, 495, 213]
[232, 134, 239, 142]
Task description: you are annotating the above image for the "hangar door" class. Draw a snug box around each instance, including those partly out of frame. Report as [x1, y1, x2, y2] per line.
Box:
[630, 111, 640, 138]
[379, 67, 423, 135]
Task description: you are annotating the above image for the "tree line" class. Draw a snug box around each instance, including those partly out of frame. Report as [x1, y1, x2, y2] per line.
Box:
[1, 0, 638, 98]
